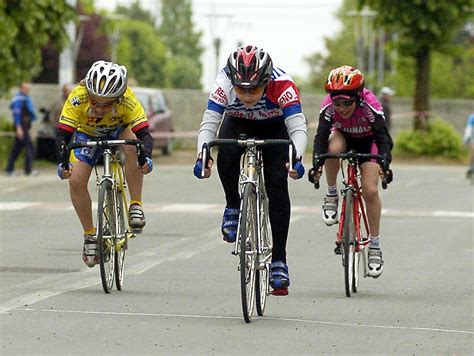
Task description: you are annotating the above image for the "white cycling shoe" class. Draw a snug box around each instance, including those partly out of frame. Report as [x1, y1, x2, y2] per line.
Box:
[322, 194, 338, 226]
[367, 247, 384, 278]
[83, 234, 98, 268]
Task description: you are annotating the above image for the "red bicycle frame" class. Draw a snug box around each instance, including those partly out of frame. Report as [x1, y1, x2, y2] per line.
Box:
[336, 161, 371, 252]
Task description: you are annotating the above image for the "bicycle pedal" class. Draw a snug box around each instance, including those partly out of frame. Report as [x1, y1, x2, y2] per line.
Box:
[130, 228, 142, 235]
[272, 288, 289, 296]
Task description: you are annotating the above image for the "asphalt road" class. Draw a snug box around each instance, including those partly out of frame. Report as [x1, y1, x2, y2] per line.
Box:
[0, 160, 472, 355]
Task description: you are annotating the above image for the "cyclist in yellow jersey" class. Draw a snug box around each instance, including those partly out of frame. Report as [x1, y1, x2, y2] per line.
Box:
[55, 60, 154, 267]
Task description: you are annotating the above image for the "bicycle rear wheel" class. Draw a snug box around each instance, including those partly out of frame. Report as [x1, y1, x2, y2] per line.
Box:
[255, 182, 271, 316]
[239, 183, 258, 323]
[114, 186, 127, 291]
[97, 181, 116, 293]
[342, 190, 356, 297]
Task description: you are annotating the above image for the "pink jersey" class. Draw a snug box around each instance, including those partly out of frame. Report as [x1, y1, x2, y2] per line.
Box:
[320, 88, 385, 138]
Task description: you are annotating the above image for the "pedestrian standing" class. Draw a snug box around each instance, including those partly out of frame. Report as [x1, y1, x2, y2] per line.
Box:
[5, 82, 38, 176]
[379, 86, 395, 132]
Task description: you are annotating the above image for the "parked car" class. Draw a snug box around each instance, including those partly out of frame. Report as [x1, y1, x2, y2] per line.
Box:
[36, 84, 74, 162]
[132, 87, 174, 155]
[36, 107, 57, 161]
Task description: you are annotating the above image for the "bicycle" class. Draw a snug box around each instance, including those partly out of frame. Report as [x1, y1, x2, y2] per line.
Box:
[311, 151, 389, 297]
[61, 139, 147, 293]
[200, 135, 294, 323]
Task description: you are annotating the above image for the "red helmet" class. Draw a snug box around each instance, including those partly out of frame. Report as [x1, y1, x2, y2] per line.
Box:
[226, 45, 273, 88]
[325, 65, 364, 95]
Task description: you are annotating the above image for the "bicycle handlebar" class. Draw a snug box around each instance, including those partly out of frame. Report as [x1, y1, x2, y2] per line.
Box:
[311, 152, 390, 190]
[61, 139, 147, 169]
[200, 137, 294, 178]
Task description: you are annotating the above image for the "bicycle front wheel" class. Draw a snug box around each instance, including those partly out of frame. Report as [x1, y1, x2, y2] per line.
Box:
[255, 182, 271, 316]
[97, 181, 116, 293]
[342, 189, 356, 297]
[239, 183, 258, 323]
[114, 185, 127, 291]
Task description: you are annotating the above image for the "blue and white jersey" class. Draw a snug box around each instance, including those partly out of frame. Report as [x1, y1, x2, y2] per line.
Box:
[207, 67, 302, 121]
[197, 66, 307, 157]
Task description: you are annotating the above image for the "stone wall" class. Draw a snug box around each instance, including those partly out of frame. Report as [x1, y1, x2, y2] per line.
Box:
[1, 84, 472, 150]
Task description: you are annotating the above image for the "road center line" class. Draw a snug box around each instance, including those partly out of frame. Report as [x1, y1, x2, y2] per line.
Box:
[15, 307, 474, 336]
[1, 202, 472, 218]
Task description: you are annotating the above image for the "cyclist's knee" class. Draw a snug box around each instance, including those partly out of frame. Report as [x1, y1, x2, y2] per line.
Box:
[69, 176, 88, 192]
[328, 131, 346, 151]
[122, 145, 137, 160]
[362, 184, 379, 201]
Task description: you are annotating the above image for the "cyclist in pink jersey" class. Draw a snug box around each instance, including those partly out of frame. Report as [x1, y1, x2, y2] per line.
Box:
[309, 65, 393, 278]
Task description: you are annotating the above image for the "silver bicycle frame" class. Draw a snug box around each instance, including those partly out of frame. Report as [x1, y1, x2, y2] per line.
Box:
[233, 140, 268, 266]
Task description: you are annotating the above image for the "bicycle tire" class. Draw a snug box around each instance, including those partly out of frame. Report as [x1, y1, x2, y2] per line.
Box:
[97, 181, 116, 293]
[114, 185, 127, 291]
[352, 205, 362, 293]
[353, 248, 360, 293]
[255, 181, 271, 316]
[239, 183, 258, 323]
[342, 189, 356, 297]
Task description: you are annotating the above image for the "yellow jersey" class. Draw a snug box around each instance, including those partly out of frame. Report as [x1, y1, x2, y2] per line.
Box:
[58, 84, 149, 137]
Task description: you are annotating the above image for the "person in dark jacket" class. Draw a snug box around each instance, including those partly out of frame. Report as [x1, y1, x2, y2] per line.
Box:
[5, 82, 37, 176]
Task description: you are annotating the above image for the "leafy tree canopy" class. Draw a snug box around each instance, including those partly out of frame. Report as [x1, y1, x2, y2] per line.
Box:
[159, 0, 203, 88]
[0, 0, 75, 94]
[116, 19, 168, 88]
[357, 0, 473, 57]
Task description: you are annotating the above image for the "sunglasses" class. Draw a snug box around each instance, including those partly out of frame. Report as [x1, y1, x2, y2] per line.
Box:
[333, 99, 355, 107]
[234, 86, 264, 95]
[89, 97, 117, 108]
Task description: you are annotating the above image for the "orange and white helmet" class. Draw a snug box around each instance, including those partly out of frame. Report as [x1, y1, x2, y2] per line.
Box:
[325, 65, 364, 97]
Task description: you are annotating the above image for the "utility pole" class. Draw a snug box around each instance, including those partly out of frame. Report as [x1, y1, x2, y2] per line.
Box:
[204, 6, 233, 90]
[347, 8, 377, 86]
[377, 28, 385, 87]
[59, 0, 76, 85]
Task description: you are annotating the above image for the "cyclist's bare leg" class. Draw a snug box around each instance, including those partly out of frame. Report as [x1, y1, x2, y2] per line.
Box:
[120, 129, 143, 201]
[322, 131, 346, 228]
[324, 131, 346, 186]
[360, 162, 381, 236]
[69, 160, 94, 231]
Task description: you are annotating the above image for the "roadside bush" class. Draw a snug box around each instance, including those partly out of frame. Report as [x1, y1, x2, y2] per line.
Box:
[394, 118, 463, 159]
[0, 115, 14, 131]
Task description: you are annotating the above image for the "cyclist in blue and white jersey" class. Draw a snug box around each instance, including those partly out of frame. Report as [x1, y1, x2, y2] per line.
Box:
[193, 45, 307, 295]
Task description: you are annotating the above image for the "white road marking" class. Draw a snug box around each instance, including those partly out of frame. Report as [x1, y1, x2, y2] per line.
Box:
[15, 308, 474, 335]
[0, 230, 221, 314]
[0, 202, 41, 210]
[1, 202, 472, 219]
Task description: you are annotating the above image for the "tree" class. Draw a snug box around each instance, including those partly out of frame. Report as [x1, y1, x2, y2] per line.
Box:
[75, 13, 110, 81]
[34, 12, 110, 84]
[116, 19, 169, 88]
[116, 0, 155, 26]
[0, 0, 75, 94]
[357, 0, 473, 130]
[159, 0, 203, 88]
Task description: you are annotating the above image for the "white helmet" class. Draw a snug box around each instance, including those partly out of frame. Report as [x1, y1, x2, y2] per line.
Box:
[85, 60, 128, 99]
[381, 87, 395, 96]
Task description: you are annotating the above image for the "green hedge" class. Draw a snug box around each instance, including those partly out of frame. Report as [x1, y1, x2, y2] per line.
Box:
[394, 118, 463, 159]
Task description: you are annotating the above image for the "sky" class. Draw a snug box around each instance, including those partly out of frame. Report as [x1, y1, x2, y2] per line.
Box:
[95, 0, 344, 91]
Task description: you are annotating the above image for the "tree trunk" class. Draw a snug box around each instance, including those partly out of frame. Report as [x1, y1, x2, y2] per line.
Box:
[413, 48, 430, 131]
